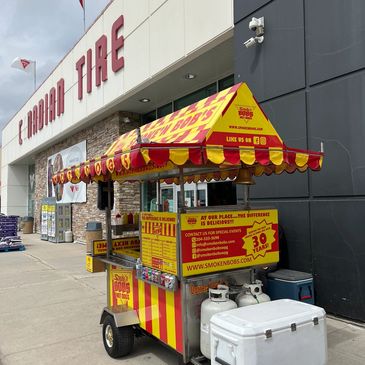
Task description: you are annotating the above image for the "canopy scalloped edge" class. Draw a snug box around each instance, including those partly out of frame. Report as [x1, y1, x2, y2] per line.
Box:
[52, 144, 323, 185]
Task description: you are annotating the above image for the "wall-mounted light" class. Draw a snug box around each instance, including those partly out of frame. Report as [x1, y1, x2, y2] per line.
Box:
[139, 98, 150, 103]
[184, 73, 196, 80]
[243, 16, 265, 48]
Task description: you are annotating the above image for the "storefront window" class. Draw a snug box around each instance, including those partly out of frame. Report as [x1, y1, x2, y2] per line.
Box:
[141, 110, 156, 125]
[157, 103, 173, 118]
[141, 181, 156, 212]
[141, 75, 234, 125]
[218, 74, 234, 91]
[161, 187, 173, 212]
[174, 83, 217, 111]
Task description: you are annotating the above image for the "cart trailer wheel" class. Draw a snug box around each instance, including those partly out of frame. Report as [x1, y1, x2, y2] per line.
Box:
[102, 315, 134, 358]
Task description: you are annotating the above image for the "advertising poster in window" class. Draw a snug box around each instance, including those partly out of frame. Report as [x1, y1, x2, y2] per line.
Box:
[47, 141, 86, 203]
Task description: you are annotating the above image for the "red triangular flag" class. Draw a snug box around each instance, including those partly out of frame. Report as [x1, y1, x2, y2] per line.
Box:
[79, 0, 84, 9]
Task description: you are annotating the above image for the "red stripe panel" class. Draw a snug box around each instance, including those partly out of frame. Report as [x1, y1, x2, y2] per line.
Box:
[255, 149, 270, 165]
[158, 288, 167, 343]
[114, 154, 122, 172]
[308, 155, 320, 170]
[144, 283, 152, 333]
[148, 147, 169, 165]
[223, 148, 240, 164]
[130, 149, 146, 168]
[189, 147, 202, 165]
[101, 158, 107, 175]
[287, 151, 296, 165]
[174, 287, 183, 353]
[133, 274, 139, 311]
[90, 161, 96, 177]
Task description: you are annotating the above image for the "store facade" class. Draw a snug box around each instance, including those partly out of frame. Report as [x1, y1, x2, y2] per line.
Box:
[1, 0, 234, 239]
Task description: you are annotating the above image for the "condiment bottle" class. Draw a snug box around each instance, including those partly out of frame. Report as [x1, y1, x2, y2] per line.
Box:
[122, 213, 128, 225]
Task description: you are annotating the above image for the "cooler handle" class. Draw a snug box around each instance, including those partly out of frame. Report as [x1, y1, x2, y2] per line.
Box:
[215, 357, 231, 365]
[213, 339, 236, 365]
[299, 285, 312, 301]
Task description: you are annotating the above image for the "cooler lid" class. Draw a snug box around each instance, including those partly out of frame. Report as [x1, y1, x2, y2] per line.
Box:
[267, 269, 312, 281]
[210, 299, 325, 337]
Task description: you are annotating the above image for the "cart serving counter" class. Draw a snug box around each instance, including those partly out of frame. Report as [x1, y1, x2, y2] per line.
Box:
[53, 83, 323, 363]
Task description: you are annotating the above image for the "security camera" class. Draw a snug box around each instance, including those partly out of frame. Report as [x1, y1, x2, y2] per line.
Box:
[249, 17, 264, 31]
[244, 37, 257, 48]
[243, 36, 264, 48]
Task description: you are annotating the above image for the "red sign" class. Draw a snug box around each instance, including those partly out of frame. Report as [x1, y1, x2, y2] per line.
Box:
[19, 14, 125, 145]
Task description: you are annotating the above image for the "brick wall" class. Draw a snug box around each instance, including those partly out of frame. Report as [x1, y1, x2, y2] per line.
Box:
[34, 112, 140, 242]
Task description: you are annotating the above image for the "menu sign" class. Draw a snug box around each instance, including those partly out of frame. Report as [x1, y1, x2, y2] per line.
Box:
[140, 212, 177, 275]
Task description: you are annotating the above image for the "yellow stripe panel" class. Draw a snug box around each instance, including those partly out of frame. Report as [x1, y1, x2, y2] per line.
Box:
[151, 285, 160, 338]
[240, 147, 256, 165]
[170, 149, 189, 165]
[269, 149, 284, 166]
[166, 290, 176, 349]
[138, 280, 146, 330]
[295, 152, 309, 167]
[206, 147, 225, 164]
[141, 148, 150, 164]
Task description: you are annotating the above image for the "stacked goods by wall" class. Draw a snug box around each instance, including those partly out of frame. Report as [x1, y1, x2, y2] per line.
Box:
[0, 215, 24, 252]
[0, 216, 18, 238]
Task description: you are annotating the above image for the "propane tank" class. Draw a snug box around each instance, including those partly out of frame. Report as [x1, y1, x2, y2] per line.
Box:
[236, 280, 271, 307]
[200, 285, 237, 359]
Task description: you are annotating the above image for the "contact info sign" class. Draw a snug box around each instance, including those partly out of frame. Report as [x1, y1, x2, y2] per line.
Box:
[180, 209, 279, 276]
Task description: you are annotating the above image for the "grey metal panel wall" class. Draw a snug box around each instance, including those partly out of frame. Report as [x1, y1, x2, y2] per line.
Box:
[240, 199, 312, 272]
[308, 72, 365, 197]
[234, 0, 365, 320]
[306, 0, 365, 85]
[251, 91, 308, 199]
[234, 0, 305, 101]
[234, 0, 272, 22]
[311, 200, 365, 321]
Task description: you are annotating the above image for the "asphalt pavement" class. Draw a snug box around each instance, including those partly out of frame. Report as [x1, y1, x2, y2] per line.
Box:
[0, 234, 364, 364]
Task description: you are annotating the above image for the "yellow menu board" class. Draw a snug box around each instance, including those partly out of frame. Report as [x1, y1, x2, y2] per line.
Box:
[140, 212, 177, 275]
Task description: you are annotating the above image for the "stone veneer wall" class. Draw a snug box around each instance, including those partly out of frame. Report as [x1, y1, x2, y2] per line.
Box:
[34, 112, 140, 242]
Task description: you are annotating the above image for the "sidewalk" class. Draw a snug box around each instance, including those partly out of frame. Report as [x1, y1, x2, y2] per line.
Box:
[0, 234, 364, 365]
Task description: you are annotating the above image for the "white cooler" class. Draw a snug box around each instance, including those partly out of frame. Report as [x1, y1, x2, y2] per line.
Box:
[210, 299, 327, 365]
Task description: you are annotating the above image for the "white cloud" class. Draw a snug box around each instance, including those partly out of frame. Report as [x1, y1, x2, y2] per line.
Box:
[0, 0, 110, 135]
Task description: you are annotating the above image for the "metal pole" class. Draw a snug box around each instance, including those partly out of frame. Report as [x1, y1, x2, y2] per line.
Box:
[83, 1, 86, 32]
[106, 180, 113, 259]
[157, 179, 161, 211]
[179, 167, 185, 213]
[243, 185, 250, 209]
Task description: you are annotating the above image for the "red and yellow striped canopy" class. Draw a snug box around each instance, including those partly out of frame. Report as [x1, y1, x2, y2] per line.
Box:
[52, 83, 323, 185]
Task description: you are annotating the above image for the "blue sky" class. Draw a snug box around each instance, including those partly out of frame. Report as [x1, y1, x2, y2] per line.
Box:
[0, 0, 110, 135]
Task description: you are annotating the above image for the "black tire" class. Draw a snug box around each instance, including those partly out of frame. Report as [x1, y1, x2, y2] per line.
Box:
[102, 315, 134, 358]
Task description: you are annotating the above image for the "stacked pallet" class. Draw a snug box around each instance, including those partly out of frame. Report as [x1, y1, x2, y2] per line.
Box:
[0, 215, 18, 237]
[0, 236, 25, 252]
[0, 216, 24, 252]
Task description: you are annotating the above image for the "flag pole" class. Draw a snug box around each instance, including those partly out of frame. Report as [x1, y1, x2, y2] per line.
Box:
[83, 0, 86, 32]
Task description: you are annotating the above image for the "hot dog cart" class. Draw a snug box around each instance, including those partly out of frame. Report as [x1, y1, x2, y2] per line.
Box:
[53, 83, 323, 363]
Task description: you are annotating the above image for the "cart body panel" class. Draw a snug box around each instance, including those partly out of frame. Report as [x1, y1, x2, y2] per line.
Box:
[108, 264, 184, 353]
